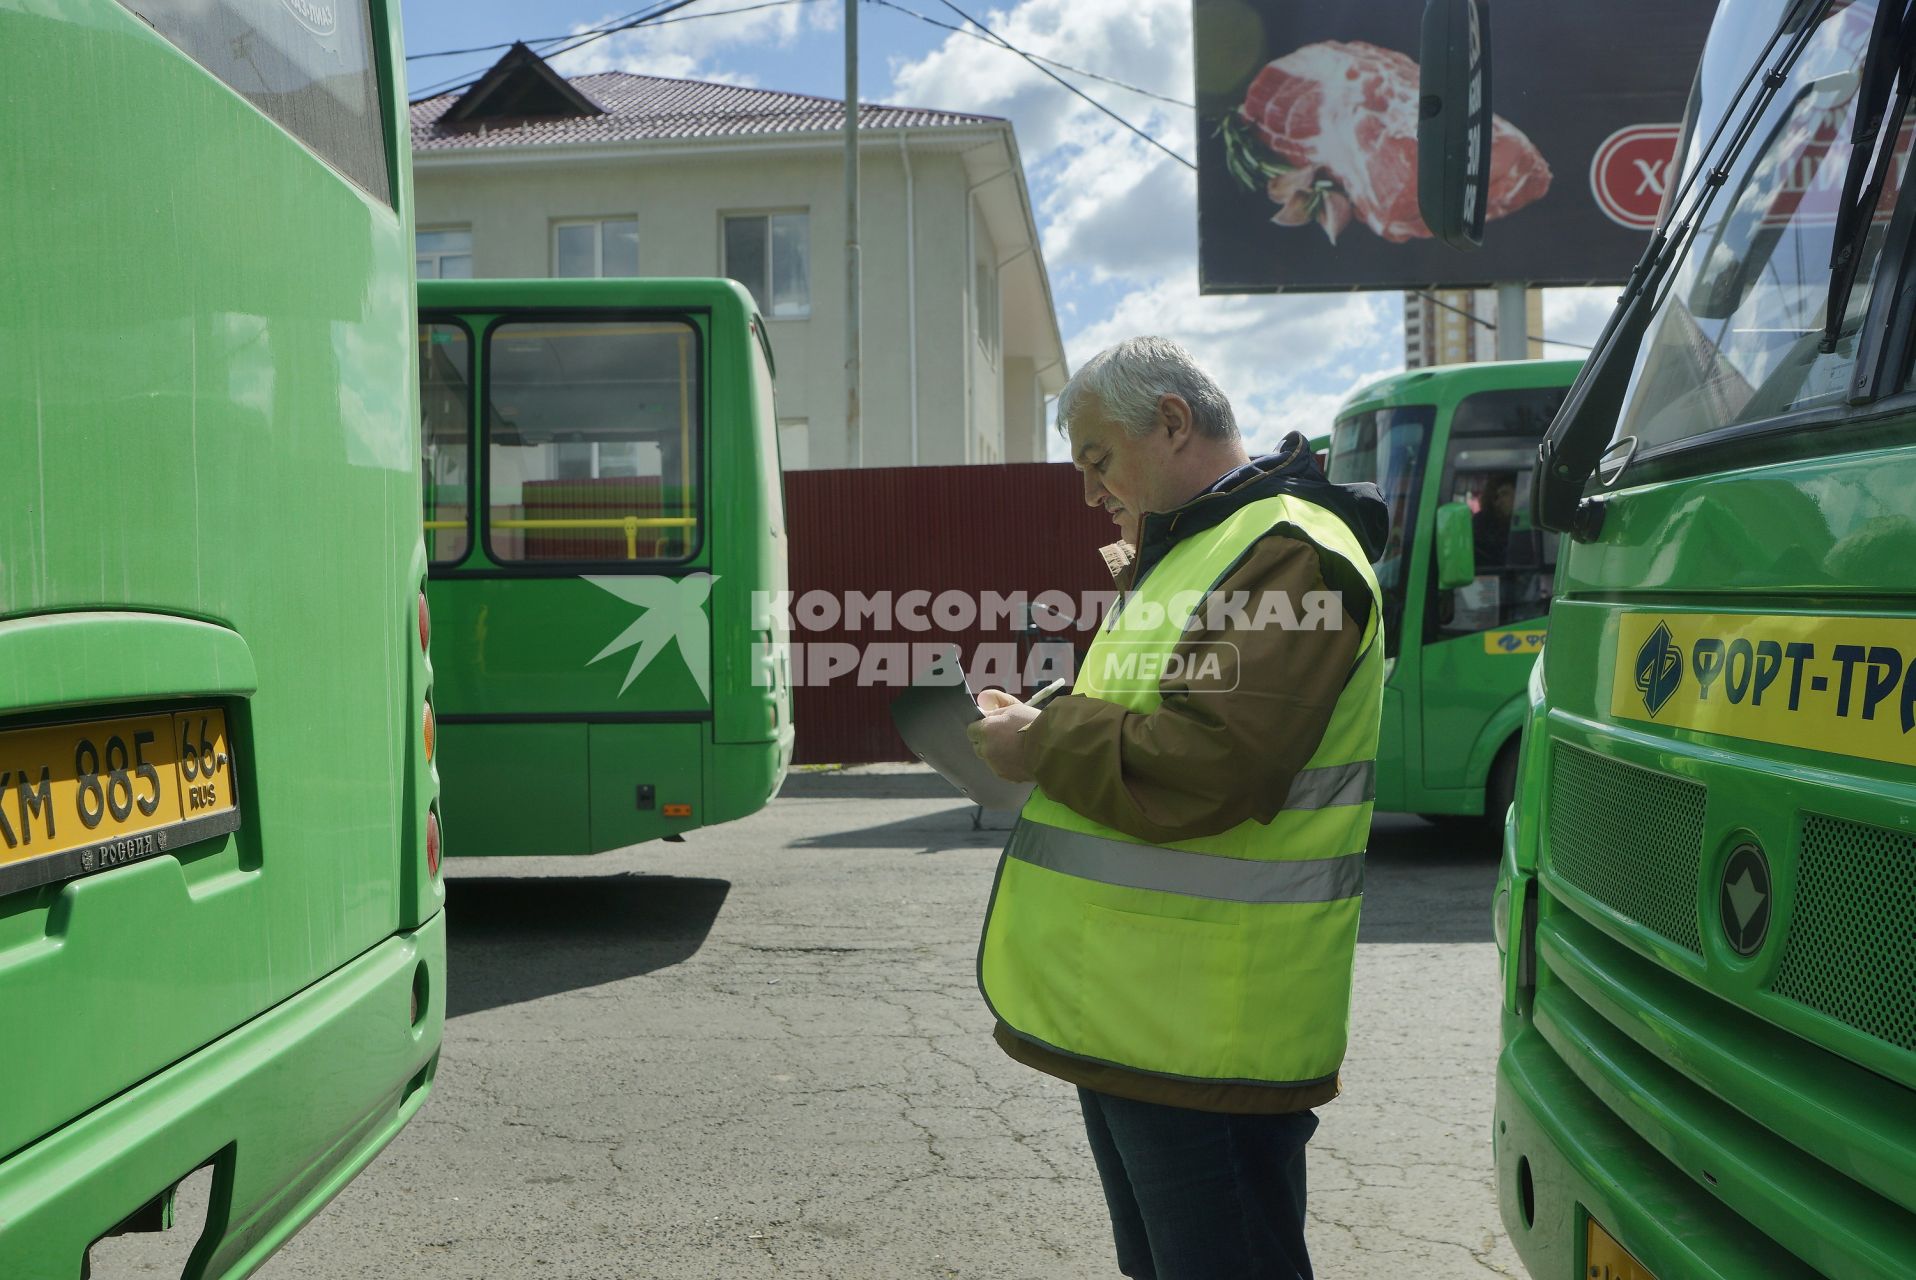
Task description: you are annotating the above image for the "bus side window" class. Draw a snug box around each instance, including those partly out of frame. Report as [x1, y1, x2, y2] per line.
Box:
[1436, 459, 1553, 635]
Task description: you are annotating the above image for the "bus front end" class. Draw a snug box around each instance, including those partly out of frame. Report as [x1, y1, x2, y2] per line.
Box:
[1495, 1, 1915, 1275]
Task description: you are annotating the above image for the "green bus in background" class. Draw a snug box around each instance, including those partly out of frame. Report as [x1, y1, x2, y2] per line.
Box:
[1327, 359, 1580, 830]
[1, 2, 442, 1275]
[419, 278, 792, 857]
[1480, 0, 1916, 1273]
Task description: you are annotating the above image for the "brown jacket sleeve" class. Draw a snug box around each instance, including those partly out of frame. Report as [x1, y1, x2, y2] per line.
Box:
[1022, 533, 1365, 844]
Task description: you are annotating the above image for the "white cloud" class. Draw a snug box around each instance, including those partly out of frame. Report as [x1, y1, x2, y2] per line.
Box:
[550, 2, 834, 84]
[1541, 286, 1617, 357]
[888, 0, 1412, 462]
[887, 0, 1194, 285]
[1059, 282, 1403, 456]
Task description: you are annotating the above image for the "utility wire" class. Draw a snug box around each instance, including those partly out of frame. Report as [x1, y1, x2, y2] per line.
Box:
[930, 0, 1196, 170]
[410, 0, 709, 102]
[409, 0, 673, 98]
[408, 0, 824, 61]
[1412, 290, 1592, 352]
[863, 0, 1192, 109]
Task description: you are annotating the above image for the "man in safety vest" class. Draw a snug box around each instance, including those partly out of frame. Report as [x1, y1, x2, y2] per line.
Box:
[968, 336, 1387, 1280]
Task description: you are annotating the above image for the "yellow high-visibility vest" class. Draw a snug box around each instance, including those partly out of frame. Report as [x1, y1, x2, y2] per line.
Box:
[979, 492, 1384, 1089]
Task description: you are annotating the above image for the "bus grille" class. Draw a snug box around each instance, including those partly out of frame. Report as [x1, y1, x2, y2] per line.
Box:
[1771, 814, 1916, 1052]
[1546, 743, 1705, 954]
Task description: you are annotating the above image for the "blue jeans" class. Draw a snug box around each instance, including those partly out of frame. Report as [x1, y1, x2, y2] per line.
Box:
[1078, 1088, 1316, 1280]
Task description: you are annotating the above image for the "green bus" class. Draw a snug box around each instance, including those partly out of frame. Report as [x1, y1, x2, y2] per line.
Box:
[418, 278, 792, 857]
[1327, 359, 1580, 828]
[1479, 0, 1916, 1274]
[1, 2, 443, 1275]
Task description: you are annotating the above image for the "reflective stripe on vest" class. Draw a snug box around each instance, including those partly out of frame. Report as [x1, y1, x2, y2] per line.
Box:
[1006, 822, 1365, 904]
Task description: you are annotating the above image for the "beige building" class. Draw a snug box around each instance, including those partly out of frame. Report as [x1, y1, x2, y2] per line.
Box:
[409, 45, 1067, 470]
[1403, 288, 1545, 368]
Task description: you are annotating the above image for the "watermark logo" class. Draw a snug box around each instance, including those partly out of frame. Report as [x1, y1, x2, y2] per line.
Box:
[586, 574, 715, 701]
[750, 588, 1338, 690]
[1089, 643, 1238, 693]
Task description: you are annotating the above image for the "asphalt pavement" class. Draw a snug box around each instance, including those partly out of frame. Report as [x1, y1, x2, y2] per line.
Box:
[95, 766, 1522, 1280]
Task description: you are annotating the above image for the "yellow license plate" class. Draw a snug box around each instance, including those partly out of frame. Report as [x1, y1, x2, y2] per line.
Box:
[1587, 1216, 1657, 1280]
[0, 707, 239, 896]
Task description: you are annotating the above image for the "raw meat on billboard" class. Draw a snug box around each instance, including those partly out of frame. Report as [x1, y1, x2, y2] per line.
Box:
[1219, 40, 1551, 244]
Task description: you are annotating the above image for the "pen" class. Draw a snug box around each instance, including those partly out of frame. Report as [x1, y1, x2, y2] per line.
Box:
[1021, 678, 1070, 721]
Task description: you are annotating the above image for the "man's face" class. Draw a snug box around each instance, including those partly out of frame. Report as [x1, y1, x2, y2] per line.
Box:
[1069, 398, 1173, 547]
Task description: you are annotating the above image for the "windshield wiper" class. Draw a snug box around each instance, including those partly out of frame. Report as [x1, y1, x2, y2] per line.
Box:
[1820, 0, 1916, 356]
[1534, 0, 1833, 538]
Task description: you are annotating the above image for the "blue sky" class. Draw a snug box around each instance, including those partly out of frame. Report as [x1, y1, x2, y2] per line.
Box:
[398, 1, 1608, 457]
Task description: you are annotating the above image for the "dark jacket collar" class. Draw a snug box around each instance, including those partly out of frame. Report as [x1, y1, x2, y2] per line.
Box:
[1118, 432, 1389, 589]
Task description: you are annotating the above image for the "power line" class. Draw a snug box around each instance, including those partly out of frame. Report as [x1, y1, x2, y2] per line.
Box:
[409, 0, 709, 103]
[1412, 290, 1592, 352]
[408, 0, 674, 97]
[862, 0, 1192, 109]
[407, 0, 824, 62]
[930, 0, 1196, 171]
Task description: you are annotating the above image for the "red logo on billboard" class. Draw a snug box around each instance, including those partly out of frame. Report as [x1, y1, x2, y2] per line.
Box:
[1591, 124, 1681, 229]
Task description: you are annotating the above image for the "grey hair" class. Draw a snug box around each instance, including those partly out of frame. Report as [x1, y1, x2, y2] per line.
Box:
[1055, 336, 1238, 441]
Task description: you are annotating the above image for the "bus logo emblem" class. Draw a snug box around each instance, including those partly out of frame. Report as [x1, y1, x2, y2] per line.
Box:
[1635, 621, 1683, 718]
[584, 574, 715, 701]
[1720, 843, 1772, 957]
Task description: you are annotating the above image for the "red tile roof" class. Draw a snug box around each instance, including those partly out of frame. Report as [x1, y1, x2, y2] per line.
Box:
[412, 71, 1001, 151]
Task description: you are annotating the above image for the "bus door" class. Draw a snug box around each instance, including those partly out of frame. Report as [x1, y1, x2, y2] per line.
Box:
[1418, 385, 1568, 796]
[422, 311, 714, 855]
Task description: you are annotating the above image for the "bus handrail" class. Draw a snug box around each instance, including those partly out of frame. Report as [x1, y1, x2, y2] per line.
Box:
[425, 515, 700, 560]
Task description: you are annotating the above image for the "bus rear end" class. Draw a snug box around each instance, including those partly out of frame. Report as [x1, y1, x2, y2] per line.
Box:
[1495, 0, 1915, 1273]
[419, 278, 792, 857]
[0, 3, 443, 1275]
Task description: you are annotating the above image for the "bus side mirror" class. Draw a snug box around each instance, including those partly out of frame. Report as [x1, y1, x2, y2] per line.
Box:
[1417, 0, 1492, 249]
[1435, 502, 1478, 589]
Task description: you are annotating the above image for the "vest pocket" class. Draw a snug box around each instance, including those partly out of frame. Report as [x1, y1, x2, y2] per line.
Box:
[1072, 901, 1244, 1079]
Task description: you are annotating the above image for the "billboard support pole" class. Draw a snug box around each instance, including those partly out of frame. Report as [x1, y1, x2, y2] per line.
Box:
[1495, 282, 1529, 359]
[844, 0, 862, 466]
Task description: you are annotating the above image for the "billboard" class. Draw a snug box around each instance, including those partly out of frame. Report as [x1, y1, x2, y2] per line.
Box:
[1193, 0, 1715, 292]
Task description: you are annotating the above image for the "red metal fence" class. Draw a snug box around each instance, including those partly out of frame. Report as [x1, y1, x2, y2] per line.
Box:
[784, 462, 1118, 764]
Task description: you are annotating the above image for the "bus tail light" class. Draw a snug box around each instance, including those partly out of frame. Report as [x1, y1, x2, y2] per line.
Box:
[423, 701, 436, 763]
[426, 808, 441, 877]
[663, 803, 693, 818]
[418, 592, 431, 653]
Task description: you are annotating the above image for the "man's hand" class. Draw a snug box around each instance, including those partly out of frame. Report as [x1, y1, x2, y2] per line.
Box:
[968, 689, 1040, 782]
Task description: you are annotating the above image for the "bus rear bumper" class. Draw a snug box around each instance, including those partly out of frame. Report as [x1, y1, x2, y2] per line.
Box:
[1494, 1015, 1820, 1280]
[0, 909, 446, 1280]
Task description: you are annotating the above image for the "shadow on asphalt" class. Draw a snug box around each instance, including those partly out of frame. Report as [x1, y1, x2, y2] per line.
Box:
[779, 770, 967, 801]
[444, 874, 729, 1018]
[790, 804, 1007, 854]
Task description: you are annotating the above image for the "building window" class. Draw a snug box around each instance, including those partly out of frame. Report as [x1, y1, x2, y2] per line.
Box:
[975, 257, 1000, 365]
[723, 212, 810, 318]
[417, 228, 472, 279]
[553, 218, 639, 277]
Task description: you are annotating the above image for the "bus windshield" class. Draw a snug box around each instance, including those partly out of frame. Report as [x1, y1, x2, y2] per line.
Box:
[1616, 0, 1910, 453]
[1329, 405, 1434, 656]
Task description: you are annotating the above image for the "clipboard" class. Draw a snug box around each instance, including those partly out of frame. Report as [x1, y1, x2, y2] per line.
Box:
[889, 676, 1067, 811]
